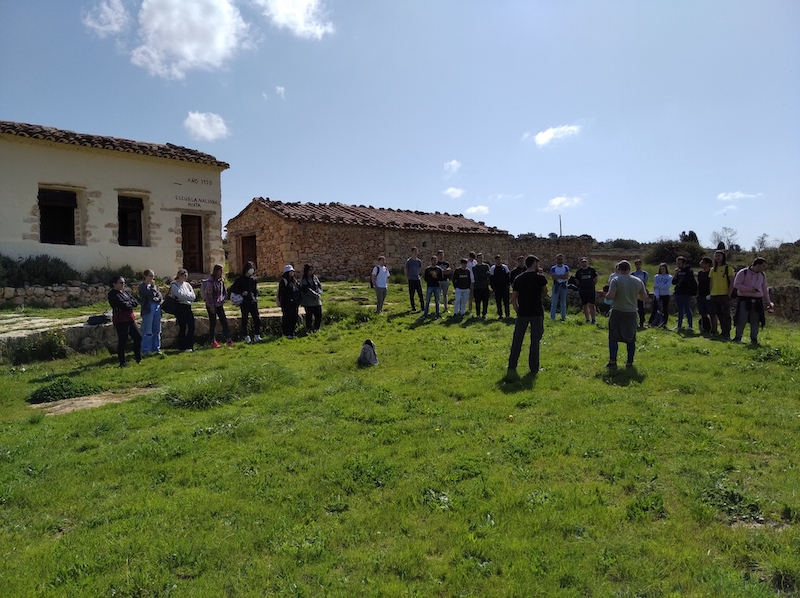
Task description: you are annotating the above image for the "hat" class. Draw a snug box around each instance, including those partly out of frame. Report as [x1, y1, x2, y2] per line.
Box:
[283, 265, 294, 273]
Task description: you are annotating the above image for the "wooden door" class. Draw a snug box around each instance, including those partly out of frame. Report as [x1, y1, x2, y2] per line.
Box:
[181, 215, 203, 272]
[241, 235, 257, 270]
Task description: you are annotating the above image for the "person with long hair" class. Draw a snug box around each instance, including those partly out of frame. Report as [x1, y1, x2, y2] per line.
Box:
[204, 264, 233, 347]
[138, 268, 163, 356]
[709, 250, 735, 339]
[672, 256, 697, 331]
[170, 269, 196, 352]
[230, 261, 262, 343]
[108, 275, 142, 367]
[277, 265, 301, 338]
[300, 263, 323, 333]
[651, 263, 672, 328]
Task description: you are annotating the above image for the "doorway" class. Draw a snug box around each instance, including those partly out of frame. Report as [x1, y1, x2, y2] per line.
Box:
[241, 235, 257, 271]
[181, 215, 203, 272]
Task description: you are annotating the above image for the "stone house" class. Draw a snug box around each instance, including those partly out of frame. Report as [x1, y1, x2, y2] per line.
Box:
[0, 120, 229, 276]
[226, 198, 594, 278]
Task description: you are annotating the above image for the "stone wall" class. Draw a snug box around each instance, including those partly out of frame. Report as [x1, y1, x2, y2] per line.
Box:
[2, 282, 108, 308]
[227, 206, 595, 279]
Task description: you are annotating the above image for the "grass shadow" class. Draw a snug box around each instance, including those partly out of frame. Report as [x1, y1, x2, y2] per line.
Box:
[598, 366, 646, 387]
[498, 371, 538, 393]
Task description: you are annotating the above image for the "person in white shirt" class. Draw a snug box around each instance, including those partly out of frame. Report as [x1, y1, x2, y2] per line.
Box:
[371, 256, 390, 314]
[651, 263, 673, 328]
[549, 254, 570, 321]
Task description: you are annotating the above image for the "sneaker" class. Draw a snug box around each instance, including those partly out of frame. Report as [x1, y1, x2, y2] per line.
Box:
[503, 368, 520, 382]
[226, 339, 234, 347]
[687, 327, 694, 332]
[211, 340, 221, 348]
[244, 335, 252, 343]
[287, 335, 295, 340]
[625, 362, 634, 368]
[733, 337, 742, 343]
[183, 349, 193, 353]
[670, 326, 680, 331]
[591, 320, 596, 324]
[606, 361, 618, 369]
[253, 335, 262, 342]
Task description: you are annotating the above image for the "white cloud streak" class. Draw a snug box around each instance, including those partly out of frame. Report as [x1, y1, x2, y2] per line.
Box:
[443, 159, 461, 175]
[543, 196, 582, 212]
[526, 124, 581, 147]
[130, 0, 251, 80]
[488, 193, 523, 201]
[83, 0, 130, 37]
[465, 205, 488, 216]
[715, 205, 739, 215]
[183, 111, 230, 141]
[252, 0, 334, 39]
[443, 187, 464, 199]
[717, 191, 762, 201]
[276, 86, 285, 98]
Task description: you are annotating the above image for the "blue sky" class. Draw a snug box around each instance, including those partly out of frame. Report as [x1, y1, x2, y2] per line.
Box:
[1, 0, 798, 249]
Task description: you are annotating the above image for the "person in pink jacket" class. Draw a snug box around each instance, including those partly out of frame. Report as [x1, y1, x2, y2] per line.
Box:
[732, 257, 774, 344]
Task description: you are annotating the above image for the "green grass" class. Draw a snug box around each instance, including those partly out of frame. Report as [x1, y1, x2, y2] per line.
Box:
[0, 283, 798, 596]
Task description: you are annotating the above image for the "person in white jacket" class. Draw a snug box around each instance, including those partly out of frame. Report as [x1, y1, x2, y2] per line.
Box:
[170, 269, 196, 352]
[651, 263, 672, 328]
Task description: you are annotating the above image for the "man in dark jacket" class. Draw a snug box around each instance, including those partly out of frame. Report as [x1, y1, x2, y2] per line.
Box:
[489, 255, 511, 318]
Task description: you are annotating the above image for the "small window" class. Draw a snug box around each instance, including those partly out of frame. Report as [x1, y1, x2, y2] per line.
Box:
[39, 189, 76, 245]
[118, 196, 143, 246]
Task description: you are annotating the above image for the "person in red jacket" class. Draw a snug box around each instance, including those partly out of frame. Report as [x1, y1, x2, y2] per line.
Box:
[108, 275, 142, 367]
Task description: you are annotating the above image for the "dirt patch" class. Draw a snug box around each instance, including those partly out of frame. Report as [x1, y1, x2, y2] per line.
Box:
[31, 387, 158, 415]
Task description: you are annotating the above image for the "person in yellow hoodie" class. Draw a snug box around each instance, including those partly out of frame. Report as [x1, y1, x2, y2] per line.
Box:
[708, 250, 734, 339]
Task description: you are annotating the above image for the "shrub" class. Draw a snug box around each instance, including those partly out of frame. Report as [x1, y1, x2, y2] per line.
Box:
[608, 238, 640, 249]
[644, 239, 706, 265]
[28, 376, 102, 404]
[11, 330, 69, 365]
[84, 264, 136, 285]
[0, 253, 81, 287]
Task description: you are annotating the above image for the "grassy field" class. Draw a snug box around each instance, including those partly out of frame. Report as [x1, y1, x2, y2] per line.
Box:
[1, 282, 799, 597]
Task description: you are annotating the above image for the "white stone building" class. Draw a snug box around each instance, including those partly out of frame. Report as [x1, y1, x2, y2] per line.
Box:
[0, 121, 229, 276]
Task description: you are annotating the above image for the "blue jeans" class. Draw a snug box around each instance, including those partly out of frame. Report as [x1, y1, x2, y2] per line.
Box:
[550, 283, 568, 320]
[675, 294, 693, 329]
[453, 288, 469, 315]
[140, 305, 162, 354]
[423, 286, 441, 317]
[508, 315, 544, 372]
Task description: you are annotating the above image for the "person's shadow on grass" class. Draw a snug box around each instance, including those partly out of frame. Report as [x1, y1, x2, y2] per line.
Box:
[598, 366, 646, 386]
[498, 371, 538, 393]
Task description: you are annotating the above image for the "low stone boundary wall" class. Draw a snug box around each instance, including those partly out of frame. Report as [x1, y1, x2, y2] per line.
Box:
[2, 282, 109, 308]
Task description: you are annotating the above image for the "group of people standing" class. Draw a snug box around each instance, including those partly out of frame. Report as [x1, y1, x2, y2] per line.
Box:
[107, 261, 325, 367]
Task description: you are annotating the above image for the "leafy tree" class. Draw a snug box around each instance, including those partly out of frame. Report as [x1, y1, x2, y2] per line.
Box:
[753, 233, 771, 253]
[644, 238, 706, 265]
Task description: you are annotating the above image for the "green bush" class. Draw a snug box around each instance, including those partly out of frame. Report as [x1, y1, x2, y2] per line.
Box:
[84, 264, 137, 285]
[644, 239, 706, 265]
[11, 330, 69, 365]
[0, 253, 81, 287]
[28, 376, 102, 404]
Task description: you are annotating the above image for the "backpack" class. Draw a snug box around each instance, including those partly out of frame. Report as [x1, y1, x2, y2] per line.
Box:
[649, 301, 664, 327]
[357, 339, 379, 367]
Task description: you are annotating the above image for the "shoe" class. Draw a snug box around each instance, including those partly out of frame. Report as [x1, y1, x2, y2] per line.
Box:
[687, 327, 694, 332]
[183, 349, 193, 353]
[503, 368, 520, 382]
[119, 362, 127, 368]
[244, 335, 251, 343]
[591, 320, 596, 324]
[606, 362, 618, 369]
[585, 319, 590, 323]
[287, 335, 295, 339]
[625, 362, 634, 368]
[254, 335, 262, 342]
[211, 340, 221, 348]
[733, 337, 742, 343]
[671, 326, 680, 331]
[226, 339, 234, 347]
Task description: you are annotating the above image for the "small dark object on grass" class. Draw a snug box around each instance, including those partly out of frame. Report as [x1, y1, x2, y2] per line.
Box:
[357, 339, 379, 367]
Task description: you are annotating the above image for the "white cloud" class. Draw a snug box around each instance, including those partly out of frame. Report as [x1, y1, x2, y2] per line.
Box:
[465, 205, 489, 216]
[131, 0, 251, 79]
[83, 0, 130, 37]
[443, 187, 464, 199]
[443, 159, 461, 175]
[276, 86, 285, 98]
[717, 191, 762, 201]
[253, 0, 334, 39]
[543, 196, 582, 212]
[529, 124, 581, 147]
[183, 112, 230, 141]
[715, 205, 739, 215]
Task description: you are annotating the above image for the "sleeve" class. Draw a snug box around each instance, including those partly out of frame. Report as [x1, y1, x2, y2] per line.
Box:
[732, 269, 747, 293]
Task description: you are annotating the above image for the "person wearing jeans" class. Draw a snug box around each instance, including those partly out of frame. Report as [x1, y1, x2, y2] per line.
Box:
[170, 269, 196, 352]
[506, 255, 548, 380]
[204, 264, 232, 347]
[371, 256, 389, 314]
[138, 268, 162, 355]
[672, 256, 696, 330]
[451, 259, 471, 316]
[549, 254, 570, 321]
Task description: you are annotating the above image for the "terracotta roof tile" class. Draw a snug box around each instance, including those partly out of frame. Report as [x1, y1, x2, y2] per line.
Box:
[245, 198, 508, 235]
[0, 120, 229, 169]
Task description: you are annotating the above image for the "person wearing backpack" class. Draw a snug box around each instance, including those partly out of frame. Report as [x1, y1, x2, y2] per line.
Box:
[300, 263, 323, 333]
[371, 256, 390, 314]
[672, 256, 697, 331]
[732, 257, 774, 344]
[709, 250, 734, 339]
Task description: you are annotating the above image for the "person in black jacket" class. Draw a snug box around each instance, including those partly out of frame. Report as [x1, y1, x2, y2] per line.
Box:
[672, 256, 697, 331]
[108, 275, 141, 367]
[277, 265, 302, 338]
[696, 257, 713, 333]
[489, 255, 511, 318]
[230, 261, 262, 343]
